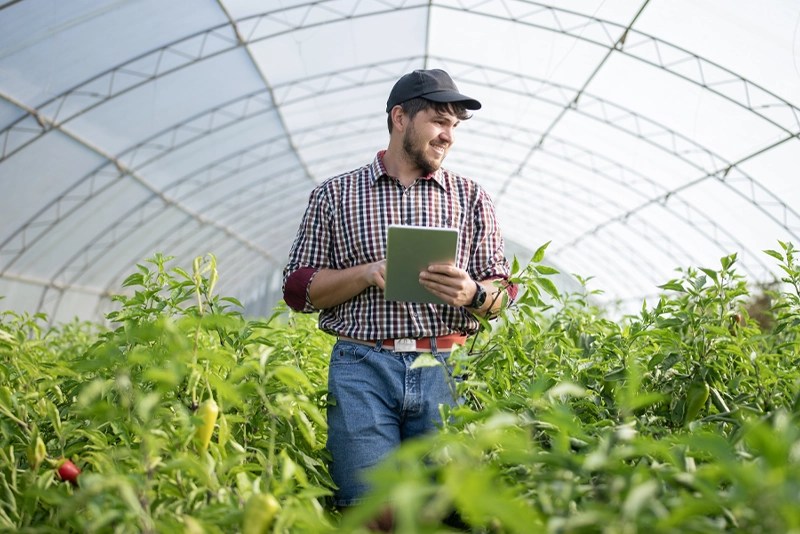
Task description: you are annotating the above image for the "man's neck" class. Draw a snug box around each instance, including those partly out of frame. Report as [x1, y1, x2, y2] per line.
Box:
[382, 145, 422, 188]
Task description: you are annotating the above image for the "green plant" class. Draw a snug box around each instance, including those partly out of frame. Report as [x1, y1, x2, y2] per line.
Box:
[3, 243, 800, 532]
[0, 254, 336, 532]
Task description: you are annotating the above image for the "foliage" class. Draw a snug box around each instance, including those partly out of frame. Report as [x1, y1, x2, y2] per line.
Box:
[2, 243, 800, 532]
[0, 254, 335, 533]
[345, 242, 800, 533]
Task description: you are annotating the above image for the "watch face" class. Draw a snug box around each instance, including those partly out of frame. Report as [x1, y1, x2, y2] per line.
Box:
[472, 283, 486, 308]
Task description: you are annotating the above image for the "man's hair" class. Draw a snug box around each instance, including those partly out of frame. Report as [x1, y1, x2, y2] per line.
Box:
[387, 98, 471, 133]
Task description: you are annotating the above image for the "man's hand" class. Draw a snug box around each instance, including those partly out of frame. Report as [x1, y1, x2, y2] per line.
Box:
[309, 260, 386, 309]
[365, 259, 387, 290]
[418, 263, 474, 307]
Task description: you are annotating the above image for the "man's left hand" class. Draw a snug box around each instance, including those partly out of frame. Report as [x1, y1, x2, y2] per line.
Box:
[419, 264, 475, 307]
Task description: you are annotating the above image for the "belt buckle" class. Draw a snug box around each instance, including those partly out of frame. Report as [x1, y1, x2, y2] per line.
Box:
[393, 338, 417, 352]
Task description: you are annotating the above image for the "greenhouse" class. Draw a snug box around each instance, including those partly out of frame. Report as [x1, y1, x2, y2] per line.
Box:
[1, 1, 799, 532]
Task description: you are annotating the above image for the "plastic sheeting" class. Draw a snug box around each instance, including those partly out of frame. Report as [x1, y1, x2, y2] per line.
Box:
[1, 0, 798, 322]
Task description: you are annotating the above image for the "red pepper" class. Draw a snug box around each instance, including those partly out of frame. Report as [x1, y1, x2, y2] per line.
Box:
[57, 459, 81, 486]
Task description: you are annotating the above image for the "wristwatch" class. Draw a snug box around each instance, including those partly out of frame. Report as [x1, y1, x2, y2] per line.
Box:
[469, 281, 487, 309]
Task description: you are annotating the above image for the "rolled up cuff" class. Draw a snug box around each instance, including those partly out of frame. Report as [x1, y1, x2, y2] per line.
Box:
[284, 267, 318, 312]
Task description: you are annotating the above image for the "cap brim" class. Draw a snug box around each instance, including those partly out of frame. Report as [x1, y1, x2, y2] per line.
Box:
[423, 90, 482, 110]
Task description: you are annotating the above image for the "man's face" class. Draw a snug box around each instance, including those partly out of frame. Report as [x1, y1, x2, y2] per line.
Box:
[401, 107, 459, 175]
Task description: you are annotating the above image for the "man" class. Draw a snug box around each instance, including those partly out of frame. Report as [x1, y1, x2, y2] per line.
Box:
[282, 68, 514, 520]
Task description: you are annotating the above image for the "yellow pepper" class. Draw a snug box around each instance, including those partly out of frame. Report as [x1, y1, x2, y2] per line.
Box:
[194, 399, 219, 452]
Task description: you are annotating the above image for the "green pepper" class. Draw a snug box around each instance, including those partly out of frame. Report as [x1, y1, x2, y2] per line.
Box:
[683, 381, 709, 425]
[242, 493, 281, 534]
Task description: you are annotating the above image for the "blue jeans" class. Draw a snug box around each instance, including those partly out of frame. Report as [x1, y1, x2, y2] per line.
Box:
[326, 339, 460, 506]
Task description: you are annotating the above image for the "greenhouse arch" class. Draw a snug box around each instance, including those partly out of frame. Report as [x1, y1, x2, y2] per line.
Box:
[1, 0, 798, 321]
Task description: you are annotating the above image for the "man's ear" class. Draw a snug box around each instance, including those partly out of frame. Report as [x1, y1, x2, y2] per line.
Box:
[390, 105, 406, 131]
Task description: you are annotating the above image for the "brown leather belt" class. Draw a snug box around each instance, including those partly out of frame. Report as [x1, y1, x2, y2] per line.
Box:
[338, 334, 467, 352]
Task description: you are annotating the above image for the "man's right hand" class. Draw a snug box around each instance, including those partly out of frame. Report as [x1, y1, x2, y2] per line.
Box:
[308, 260, 386, 309]
[364, 259, 386, 290]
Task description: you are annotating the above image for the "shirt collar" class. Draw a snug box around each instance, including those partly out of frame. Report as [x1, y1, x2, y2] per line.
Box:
[370, 151, 447, 190]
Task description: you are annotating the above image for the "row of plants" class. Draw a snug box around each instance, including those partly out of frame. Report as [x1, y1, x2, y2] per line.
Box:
[0, 254, 335, 533]
[1, 242, 800, 532]
[351, 242, 800, 533]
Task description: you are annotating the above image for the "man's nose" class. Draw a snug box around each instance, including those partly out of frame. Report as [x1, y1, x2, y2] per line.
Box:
[439, 127, 454, 143]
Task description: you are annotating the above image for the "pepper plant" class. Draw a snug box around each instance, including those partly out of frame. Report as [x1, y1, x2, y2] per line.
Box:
[2, 243, 800, 532]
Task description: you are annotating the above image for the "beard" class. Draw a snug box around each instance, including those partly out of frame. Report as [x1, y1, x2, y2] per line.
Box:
[402, 122, 445, 175]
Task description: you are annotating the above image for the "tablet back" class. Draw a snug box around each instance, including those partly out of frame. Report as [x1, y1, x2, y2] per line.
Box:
[384, 225, 458, 304]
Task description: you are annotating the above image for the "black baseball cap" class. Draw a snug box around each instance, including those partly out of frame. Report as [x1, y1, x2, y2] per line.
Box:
[385, 69, 481, 112]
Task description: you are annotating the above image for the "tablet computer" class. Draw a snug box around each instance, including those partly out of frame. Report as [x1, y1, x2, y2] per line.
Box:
[384, 224, 459, 304]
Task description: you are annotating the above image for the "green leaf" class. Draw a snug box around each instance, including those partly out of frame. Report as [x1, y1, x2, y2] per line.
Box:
[622, 480, 659, 519]
[534, 265, 559, 275]
[720, 253, 737, 270]
[220, 296, 244, 308]
[658, 280, 684, 292]
[603, 367, 626, 381]
[535, 277, 560, 300]
[270, 365, 313, 392]
[532, 241, 551, 263]
[698, 267, 718, 283]
[121, 273, 144, 288]
[446, 464, 544, 532]
[678, 432, 737, 465]
[409, 353, 441, 369]
[623, 391, 666, 412]
[172, 267, 192, 281]
[546, 382, 586, 401]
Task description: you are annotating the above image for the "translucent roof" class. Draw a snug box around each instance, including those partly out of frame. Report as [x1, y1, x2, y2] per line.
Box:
[1, 0, 799, 322]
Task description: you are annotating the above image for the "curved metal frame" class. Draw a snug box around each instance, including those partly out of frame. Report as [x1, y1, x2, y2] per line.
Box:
[0, 0, 797, 319]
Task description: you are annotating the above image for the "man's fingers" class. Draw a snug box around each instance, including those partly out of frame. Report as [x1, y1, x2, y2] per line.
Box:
[420, 269, 467, 289]
[426, 263, 458, 275]
[369, 259, 387, 289]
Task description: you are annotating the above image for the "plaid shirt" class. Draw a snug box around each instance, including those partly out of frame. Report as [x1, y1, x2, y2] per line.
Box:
[282, 151, 511, 339]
